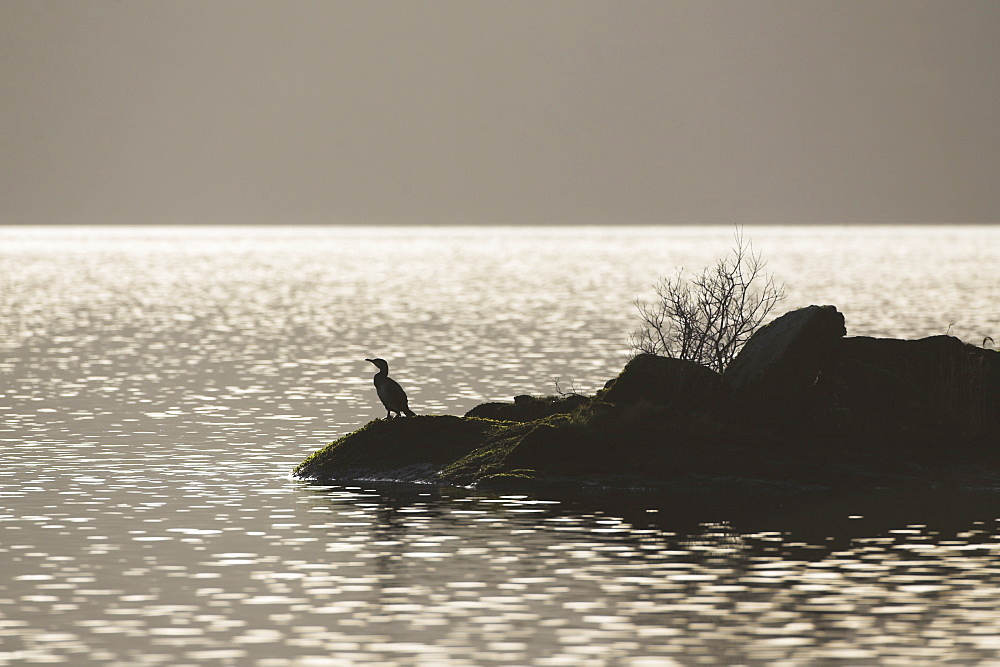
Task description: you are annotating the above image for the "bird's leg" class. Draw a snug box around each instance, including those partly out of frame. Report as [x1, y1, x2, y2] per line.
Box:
[385, 410, 391, 420]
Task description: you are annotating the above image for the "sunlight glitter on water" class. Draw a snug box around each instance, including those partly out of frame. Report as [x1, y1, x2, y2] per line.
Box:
[3, 476, 1000, 664]
[1, 225, 1000, 664]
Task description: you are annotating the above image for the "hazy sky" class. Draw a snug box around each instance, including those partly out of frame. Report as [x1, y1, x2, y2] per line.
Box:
[2, 1, 997, 225]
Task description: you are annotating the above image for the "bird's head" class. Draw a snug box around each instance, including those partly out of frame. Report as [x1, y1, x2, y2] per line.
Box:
[365, 358, 389, 372]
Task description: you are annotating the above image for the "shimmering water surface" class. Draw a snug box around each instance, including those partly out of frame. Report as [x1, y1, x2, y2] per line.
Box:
[2, 225, 999, 665]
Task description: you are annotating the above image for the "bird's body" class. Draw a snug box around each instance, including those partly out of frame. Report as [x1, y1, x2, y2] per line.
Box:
[365, 358, 416, 418]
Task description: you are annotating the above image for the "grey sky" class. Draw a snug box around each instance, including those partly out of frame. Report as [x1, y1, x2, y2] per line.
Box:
[2, 1, 997, 225]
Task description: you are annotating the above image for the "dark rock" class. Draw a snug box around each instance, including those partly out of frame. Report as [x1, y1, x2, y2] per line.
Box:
[833, 335, 999, 442]
[503, 422, 590, 473]
[600, 354, 722, 412]
[723, 305, 846, 423]
[465, 393, 588, 422]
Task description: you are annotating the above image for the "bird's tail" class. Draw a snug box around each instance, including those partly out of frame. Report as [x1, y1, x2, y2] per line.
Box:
[404, 408, 416, 417]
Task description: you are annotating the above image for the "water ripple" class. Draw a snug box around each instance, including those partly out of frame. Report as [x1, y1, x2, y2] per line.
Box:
[1, 226, 999, 663]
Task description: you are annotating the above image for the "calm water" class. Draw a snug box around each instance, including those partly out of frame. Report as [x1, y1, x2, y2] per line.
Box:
[1, 224, 999, 665]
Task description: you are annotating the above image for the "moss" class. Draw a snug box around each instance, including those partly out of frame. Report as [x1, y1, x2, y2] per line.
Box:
[438, 420, 536, 485]
[295, 411, 600, 487]
[294, 415, 519, 481]
[293, 417, 384, 476]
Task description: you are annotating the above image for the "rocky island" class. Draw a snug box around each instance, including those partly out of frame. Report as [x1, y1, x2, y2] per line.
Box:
[294, 306, 1000, 498]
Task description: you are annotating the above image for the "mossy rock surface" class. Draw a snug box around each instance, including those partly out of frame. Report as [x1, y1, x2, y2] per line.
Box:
[294, 416, 521, 484]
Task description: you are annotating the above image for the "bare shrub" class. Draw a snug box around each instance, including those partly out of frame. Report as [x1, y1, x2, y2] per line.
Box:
[630, 229, 785, 373]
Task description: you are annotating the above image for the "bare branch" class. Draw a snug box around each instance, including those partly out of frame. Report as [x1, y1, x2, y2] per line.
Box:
[630, 228, 785, 372]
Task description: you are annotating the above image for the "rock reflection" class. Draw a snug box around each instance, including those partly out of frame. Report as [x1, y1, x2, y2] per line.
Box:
[3, 475, 1000, 665]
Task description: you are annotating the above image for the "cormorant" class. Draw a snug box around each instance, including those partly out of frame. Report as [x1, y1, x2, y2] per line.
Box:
[365, 358, 416, 419]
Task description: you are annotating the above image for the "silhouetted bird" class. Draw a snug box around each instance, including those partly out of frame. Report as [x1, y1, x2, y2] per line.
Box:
[365, 358, 416, 419]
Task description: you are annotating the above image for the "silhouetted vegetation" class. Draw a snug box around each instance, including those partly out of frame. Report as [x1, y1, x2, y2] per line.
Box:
[631, 229, 785, 372]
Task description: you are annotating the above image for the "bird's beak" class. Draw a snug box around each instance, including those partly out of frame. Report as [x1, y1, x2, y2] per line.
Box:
[364, 358, 375, 365]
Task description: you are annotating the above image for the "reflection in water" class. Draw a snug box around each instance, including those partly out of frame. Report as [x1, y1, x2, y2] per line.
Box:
[3, 476, 1000, 664]
[1, 226, 1000, 664]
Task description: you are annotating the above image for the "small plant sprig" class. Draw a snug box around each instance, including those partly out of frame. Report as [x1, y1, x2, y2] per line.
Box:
[551, 377, 585, 398]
